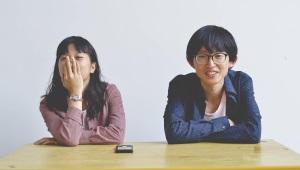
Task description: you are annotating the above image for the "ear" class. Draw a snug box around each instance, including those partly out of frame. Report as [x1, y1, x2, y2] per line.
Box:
[90, 62, 96, 73]
[229, 61, 236, 69]
[189, 58, 196, 69]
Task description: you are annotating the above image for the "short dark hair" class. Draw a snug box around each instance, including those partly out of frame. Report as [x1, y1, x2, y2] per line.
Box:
[186, 25, 238, 66]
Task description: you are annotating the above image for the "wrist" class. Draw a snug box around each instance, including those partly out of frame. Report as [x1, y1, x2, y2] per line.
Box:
[69, 90, 82, 97]
[68, 100, 82, 110]
[68, 95, 83, 102]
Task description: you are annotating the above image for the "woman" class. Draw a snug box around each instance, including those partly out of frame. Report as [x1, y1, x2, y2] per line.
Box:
[164, 25, 261, 144]
[35, 36, 125, 146]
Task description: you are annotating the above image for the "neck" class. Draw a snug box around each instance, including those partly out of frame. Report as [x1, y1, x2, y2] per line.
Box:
[83, 77, 90, 92]
[201, 81, 224, 102]
[82, 78, 90, 110]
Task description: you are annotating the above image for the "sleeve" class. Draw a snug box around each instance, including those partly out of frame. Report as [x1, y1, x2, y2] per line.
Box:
[203, 76, 262, 143]
[79, 84, 126, 144]
[163, 75, 230, 144]
[40, 100, 84, 146]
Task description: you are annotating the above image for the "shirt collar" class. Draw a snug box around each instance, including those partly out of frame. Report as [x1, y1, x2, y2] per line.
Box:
[224, 75, 238, 103]
[194, 73, 238, 103]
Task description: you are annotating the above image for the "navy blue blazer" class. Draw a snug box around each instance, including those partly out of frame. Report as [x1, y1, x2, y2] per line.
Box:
[164, 70, 261, 144]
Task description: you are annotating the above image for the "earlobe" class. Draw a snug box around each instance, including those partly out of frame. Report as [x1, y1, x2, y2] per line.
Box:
[189, 62, 195, 68]
[189, 58, 196, 69]
[229, 61, 236, 68]
[90, 63, 96, 73]
[229, 57, 237, 68]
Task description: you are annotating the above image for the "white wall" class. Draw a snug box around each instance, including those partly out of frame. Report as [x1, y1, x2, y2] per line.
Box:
[1, 0, 300, 157]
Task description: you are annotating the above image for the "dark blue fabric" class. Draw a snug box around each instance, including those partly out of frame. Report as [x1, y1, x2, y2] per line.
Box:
[164, 70, 261, 144]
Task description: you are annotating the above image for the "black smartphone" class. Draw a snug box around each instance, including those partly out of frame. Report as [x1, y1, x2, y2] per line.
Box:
[115, 144, 133, 153]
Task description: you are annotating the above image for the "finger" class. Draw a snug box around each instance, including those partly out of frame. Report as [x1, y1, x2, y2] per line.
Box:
[50, 141, 58, 145]
[59, 71, 63, 80]
[36, 137, 57, 145]
[45, 139, 57, 145]
[43, 140, 53, 145]
[66, 56, 73, 76]
[63, 63, 68, 80]
[59, 66, 63, 79]
[60, 69, 65, 84]
[71, 56, 77, 75]
[34, 139, 43, 145]
[34, 138, 47, 145]
[42, 140, 50, 145]
[76, 61, 81, 75]
[59, 56, 66, 78]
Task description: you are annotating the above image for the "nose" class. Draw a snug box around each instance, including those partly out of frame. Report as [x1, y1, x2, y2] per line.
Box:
[207, 56, 215, 66]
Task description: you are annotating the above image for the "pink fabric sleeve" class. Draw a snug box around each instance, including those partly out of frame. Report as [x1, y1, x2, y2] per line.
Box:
[80, 84, 126, 144]
[40, 100, 84, 146]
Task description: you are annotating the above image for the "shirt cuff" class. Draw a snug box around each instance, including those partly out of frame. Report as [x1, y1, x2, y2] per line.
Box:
[211, 116, 230, 132]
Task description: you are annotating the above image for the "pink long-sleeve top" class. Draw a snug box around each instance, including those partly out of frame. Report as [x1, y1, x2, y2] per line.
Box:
[40, 84, 125, 146]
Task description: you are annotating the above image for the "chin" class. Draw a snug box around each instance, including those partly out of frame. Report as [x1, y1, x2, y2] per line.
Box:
[203, 77, 223, 86]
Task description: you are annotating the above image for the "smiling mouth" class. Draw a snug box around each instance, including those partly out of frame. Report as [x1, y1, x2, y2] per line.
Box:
[205, 71, 219, 78]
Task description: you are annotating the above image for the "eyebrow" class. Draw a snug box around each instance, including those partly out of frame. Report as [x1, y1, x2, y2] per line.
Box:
[75, 55, 84, 57]
[197, 52, 210, 55]
[76, 53, 87, 57]
[198, 51, 224, 54]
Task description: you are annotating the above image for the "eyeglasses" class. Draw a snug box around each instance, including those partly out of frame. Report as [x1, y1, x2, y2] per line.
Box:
[195, 52, 228, 64]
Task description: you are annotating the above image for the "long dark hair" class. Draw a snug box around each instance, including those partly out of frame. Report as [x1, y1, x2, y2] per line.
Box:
[44, 36, 107, 119]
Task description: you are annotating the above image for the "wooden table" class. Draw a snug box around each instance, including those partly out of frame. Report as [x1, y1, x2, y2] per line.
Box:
[1, 140, 300, 170]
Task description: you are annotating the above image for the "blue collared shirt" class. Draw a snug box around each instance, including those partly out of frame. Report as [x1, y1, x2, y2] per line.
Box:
[164, 70, 261, 144]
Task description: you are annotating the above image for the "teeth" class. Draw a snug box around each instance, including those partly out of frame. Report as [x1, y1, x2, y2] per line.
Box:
[206, 71, 217, 75]
[205, 71, 218, 78]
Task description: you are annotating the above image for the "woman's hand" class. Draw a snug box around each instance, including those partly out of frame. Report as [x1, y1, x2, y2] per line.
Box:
[34, 137, 58, 145]
[61, 56, 83, 96]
